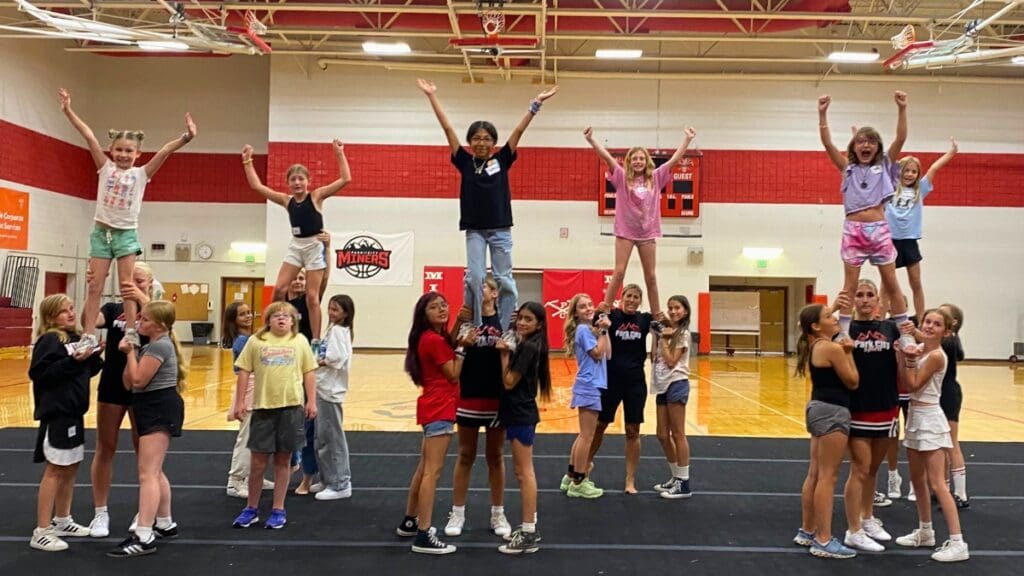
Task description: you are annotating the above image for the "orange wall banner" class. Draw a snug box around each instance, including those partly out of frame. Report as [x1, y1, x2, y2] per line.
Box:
[0, 188, 29, 250]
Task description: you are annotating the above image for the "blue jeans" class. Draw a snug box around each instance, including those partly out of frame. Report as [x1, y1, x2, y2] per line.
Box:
[301, 418, 318, 476]
[464, 228, 517, 328]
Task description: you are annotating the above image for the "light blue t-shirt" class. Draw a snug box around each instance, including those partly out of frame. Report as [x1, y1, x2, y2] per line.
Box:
[572, 324, 607, 395]
[885, 176, 933, 240]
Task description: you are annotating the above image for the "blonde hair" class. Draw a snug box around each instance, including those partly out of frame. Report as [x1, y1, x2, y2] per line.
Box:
[897, 156, 923, 206]
[256, 301, 299, 340]
[286, 164, 310, 180]
[133, 261, 157, 299]
[563, 293, 592, 357]
[624, 146, 655, 185]
[107, 129, 144, 146]
[35, 294, 76, 343]
[145, 301, 188, 393]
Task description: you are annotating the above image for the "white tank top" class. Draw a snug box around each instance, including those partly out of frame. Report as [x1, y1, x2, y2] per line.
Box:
[909, 348, 946, 404]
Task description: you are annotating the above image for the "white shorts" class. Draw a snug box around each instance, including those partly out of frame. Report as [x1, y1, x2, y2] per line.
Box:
[903, 404, 952, 452]
[43, 431, 84, 466]
[284, 236, 327, 270]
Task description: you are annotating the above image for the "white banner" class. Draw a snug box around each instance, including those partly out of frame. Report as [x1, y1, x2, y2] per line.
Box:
[327, 231, 414, 286]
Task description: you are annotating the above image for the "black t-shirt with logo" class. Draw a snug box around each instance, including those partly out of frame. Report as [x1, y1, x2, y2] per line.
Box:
[288, 293, 312, 340]
[849, 319, 899, 412]
[460, 314, 503, 399]
[452, 146, 516, 231]
[607, 309, 652, 383]
[99, 302, 150, 394]
[499, 335, 543, 426]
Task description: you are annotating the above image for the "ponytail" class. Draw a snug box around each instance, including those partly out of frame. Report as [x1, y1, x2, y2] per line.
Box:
[795, 333, 810, 377]
[169, 330, 189, 393]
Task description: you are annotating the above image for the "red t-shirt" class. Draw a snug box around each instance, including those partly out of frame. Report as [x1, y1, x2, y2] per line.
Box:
[416, 330, 459, 425]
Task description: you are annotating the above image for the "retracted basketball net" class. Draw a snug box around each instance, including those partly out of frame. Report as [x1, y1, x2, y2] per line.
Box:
[449, 0, 542, 56]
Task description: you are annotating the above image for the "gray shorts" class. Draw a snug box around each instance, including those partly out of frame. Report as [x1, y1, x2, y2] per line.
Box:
[805, 400, 851, 437]
[248, 406, 306, 454]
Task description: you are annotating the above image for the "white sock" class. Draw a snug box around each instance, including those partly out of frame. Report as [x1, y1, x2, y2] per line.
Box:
[94, 506, 108, 516]
[920, 521, 933, 530]
[951, 468, 967, 499]
[155, 516, 174, 530]
[839, 315, 852, 335]
[135, 526, 154, 544]
[522, 522, 536, 533]
[666, 461, 676, 476]
[491, 505, 504, 516]
[53, 516, 71, 527]
[451, 505, 465, 517]
[677, 465, 690, 480]
[950, 533, 964, 543]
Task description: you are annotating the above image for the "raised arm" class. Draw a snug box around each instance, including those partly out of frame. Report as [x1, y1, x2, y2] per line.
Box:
[241, 145, 289, 207]
[663, 127, 697, 169]
[59, 88, 108, 169]
[143, 113, 196, 179]
[506, 85, 558, 152]
[317, 231, 332, 300]
[313, 139, 351, 201]
[818, 95, 847, 171]
[924, 137, 957, 183]
[417, 78, 461, 154]
[583, 127, 619, 171]
[888, 90, 908, 160]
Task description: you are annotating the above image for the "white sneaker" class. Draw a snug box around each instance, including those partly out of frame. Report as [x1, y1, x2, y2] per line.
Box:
[844, 530, 885, 552]
[444, 512, 465, 537]
[315, 486, 352, 501]
[861, 517, 892, 542]
[931, 539, 970, 562]
[30, 527, 68, 552]
[128, 513, 138, 533]
[123, 329, 141, 348]
[88, 513, 110, 538]
[908, 484, 917, 502]
[51, 517, 91, 538]
[308, 482, 325, 494]
[873, 491, 893, 508]
[490, 512, 512, 538]
[226, 479, 249, 499]
[75, 333, 100, 354]
[262, 478, 275, 490]
[887, 471, 902, 499]
[896, 528, 936, 547]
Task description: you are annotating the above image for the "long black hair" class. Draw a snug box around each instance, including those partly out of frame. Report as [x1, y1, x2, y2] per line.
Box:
[329, 294, 355, 342]
[513, 301, 552, 402]
[404, 292, 451, 386]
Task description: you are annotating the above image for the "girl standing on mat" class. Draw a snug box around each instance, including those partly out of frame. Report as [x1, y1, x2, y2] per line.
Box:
[793, 294, 860, 560]
[60, 88, 195, 353]
[416, 78, 558, 329]
[223, 302, 274, 499]
[559, 293, 611, 499]
[884, 140, 958, 318]
[87, 261, 157, 537]
[313, 295, 355, 501]
[29, 294, 103, 552]
[938, 303, 968, 508]
[583, 127, 696, 321]
[397, 293, 478, 555]
[444, 278, 510, 538]
[589, 285, 652, 495]
[108, 301, 186, 558]
[494, 301, 552, 554]
[241, 143, 349, 355]
[651, 295, 693, 500]
[818, 92, 913, 344]
[231, 302, 318, 531]
[842, 279, 900, 553]
[894, 309, 969, 562]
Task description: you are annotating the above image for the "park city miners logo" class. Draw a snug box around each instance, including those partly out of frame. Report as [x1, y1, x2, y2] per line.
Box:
[336, 235, 391, 279]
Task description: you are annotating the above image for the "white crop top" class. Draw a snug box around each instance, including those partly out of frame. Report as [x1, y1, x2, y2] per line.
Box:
[909, 348, 946, 404]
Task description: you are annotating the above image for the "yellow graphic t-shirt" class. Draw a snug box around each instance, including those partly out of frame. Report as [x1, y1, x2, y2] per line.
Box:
[234, 332, 317, 409]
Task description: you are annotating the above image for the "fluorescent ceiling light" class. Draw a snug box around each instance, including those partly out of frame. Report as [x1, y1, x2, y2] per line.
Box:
[828, 51, 880, 63]
[138, 40, 190, 52]
[230, 242, 266, 254]
[596, 49, 642, 59]
[362, 41, 411, 55]
[742, 247, 784, 260]
[1012, 55, 1024, 65]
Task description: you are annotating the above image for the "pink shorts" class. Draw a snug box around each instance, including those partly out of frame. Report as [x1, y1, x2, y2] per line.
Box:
[841, 220, 896, 267]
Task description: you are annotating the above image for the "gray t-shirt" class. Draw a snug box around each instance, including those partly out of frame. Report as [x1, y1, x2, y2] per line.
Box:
[133, 336, 178, 394]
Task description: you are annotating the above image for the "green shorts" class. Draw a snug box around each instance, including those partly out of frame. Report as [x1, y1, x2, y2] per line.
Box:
[89, 225, 142, 260]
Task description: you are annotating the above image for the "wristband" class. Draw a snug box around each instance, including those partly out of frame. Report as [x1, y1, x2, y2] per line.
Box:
[242, 159, 253, 165]
[455, 346, 466, 357]
[599, 329, 608, 336]
[529, 99, 541, 115]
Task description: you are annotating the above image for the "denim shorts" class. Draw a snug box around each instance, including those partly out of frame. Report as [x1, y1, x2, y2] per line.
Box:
[89, 225, 142, 259]
[423, 420, 456, 438]
[505, 424, 537, 447]
[655, 379, 690, 406]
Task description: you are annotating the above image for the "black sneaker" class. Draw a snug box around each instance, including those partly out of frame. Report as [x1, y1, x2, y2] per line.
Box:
[659, 478, 692, 499]
[650, 320, 664, 334]
[411, 527, 456, 555]
[396, 516, 418, 537]
[154, 524, 179, 539]
[106, 536, 157, 558]
[498, 528, 539, 555]
[954, 494, 970, 509]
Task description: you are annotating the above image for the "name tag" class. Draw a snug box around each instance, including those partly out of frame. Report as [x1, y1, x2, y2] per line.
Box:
[485, 159, 501, 176]
[68, 425, 77, 438]
[292, 226, 302, 235]
[870, 165, 883, 174]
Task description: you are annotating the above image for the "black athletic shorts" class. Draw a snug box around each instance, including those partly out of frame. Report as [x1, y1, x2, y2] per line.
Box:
[598, 377, 646, 425]
[132, 388, 184, 438]
[893, 239, 923, 269]
[940, 381, 963, 423]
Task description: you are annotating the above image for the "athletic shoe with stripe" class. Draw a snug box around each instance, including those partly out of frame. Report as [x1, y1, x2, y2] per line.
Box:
[265, 508, 287, 529]
[954, 494, 970, 509]
[809, 537, 857, 559]
[498, 528, 539, 555]
[396, 516, 418, 537]
[52, 517, 91, 537]
[411, 527, 456, 555]
[895, 528, 935, 547]
[566, 479, 603, 499]
[232, 506, 259, 528]
[559, 474, 571, 492]
[659, 478, 692, 499]
[931, 539, 969, 562]
[653, 476, 676, 493]
[106, 535, 156, 558]
[154, 523, 179, 539]
[844, 530, 884, 552]
[861, 517, 891, 541]
[793, 528, 815, 547]
[29, 527, 68, 552]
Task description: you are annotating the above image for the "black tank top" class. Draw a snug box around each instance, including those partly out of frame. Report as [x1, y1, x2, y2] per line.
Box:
[810, 341, 851, 408]
[288, 196, 323, 238]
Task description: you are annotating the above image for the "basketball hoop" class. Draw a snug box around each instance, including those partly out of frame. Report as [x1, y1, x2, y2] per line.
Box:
[477, 0, 506, 38]
[226, 10, 271, 54]
[891, 24, 916, 50]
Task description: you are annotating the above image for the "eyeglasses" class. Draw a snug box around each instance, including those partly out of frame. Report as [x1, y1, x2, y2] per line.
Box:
[470, 136, 494, 144]
[270, 312, 293, 320]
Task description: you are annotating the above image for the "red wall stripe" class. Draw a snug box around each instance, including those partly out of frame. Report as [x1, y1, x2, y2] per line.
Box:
[3, 120, 1021, 208]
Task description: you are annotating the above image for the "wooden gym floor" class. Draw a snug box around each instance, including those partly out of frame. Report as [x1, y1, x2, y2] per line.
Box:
[2, 345, 1023, 440]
